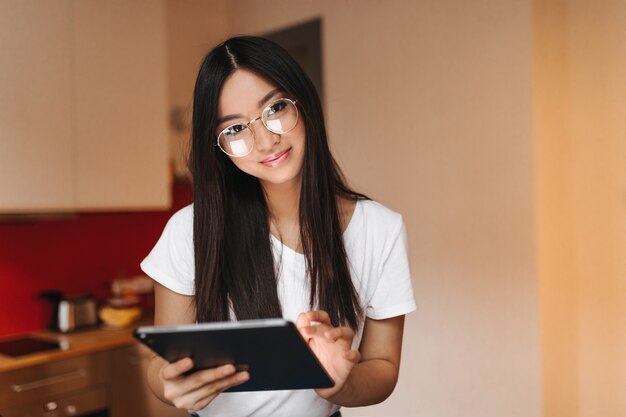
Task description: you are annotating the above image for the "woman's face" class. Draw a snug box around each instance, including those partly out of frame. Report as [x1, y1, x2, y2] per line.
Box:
[216, 69, 306, 189]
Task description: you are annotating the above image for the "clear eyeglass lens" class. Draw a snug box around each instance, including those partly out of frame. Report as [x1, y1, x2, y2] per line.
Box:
[263, 99, 297, 134]
[219, 124, 254, 157]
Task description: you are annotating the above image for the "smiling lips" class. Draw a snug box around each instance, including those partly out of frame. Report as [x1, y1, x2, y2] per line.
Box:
[261, 148, 291, 167]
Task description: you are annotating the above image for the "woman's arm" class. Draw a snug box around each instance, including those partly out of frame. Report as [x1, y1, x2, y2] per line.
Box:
[298, 312, 405, 407]
[328, 315, 405, 406]
[146, 282, 196, 403]
[146, 282, 249, 410]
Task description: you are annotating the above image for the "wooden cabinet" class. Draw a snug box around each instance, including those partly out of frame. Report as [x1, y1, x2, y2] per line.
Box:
[0, 0, 75, 212]
[0, 345, 186, 417]
[0, 0, 170, 214]
[0, 351, 111, 416]
[72, 0, 169, 211]
[110, 344, 187, 417]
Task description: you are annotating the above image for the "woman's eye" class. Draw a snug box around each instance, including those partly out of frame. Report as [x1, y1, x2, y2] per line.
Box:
[267, 100, 287, 115]
[224, 124, 247, 136]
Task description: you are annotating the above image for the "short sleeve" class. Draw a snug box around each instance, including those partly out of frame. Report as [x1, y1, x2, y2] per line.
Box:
[140, 205, 195, 295]
[366, 218, 416, 319]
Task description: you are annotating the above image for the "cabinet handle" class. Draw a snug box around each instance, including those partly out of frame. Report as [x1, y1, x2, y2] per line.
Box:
[11, 368, 87, 392]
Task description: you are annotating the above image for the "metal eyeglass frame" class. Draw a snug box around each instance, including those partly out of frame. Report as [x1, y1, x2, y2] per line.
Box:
[215, 98, 299, 157]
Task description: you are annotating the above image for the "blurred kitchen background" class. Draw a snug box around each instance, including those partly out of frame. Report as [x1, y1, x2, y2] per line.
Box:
[1, 1, 625, 417]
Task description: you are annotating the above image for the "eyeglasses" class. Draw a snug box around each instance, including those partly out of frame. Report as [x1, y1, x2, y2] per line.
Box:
[216, 98, 299, 157]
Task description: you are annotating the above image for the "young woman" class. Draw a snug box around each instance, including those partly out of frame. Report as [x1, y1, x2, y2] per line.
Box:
[141, 36, 416, 417]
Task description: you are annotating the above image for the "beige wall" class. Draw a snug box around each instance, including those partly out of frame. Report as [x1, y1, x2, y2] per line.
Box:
[535, 1, 626, 416]
[224, 1, 540, 417]
[166, 1, 626, 416]
[166, 0, 230, 178]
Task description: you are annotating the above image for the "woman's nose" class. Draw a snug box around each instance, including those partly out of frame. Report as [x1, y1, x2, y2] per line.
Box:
[251, 121, 281, 151]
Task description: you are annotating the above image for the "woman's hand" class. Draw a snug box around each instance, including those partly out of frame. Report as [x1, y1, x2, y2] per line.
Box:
[296, 310, 361, 400]
[157, 357, 249, 412]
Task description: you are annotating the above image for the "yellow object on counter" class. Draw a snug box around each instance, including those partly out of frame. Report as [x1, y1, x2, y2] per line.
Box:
[98, 306, 142, 328]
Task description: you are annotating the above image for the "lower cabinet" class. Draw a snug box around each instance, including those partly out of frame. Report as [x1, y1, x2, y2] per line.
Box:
[0, 351, 111, 416]
[0, 344, 187, 417]
[2, 386, 110, 417]
[109, 344, 187, 417]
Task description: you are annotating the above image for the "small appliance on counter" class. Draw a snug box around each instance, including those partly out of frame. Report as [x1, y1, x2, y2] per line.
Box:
[39, 291, 99, 333]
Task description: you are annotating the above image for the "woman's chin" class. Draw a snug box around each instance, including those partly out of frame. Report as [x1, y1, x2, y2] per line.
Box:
[258, 169, 302, 189]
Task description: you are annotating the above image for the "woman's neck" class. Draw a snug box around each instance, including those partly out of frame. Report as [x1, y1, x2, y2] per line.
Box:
[262, 179, 302, 252]
[261, 179, 301, 224]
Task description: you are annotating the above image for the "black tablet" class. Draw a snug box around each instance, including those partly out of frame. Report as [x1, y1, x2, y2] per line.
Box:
[133, 318, 334, 392]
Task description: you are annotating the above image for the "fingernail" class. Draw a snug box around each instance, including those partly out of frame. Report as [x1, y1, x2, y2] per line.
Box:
[237, 372, 249, 382]
[222, 365, 235, 376]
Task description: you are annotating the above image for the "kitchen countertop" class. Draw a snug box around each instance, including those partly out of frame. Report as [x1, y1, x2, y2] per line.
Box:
[0, 318, 153, 373]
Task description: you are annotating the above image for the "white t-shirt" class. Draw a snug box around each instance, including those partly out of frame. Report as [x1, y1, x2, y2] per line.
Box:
[141, 199, 416, 417]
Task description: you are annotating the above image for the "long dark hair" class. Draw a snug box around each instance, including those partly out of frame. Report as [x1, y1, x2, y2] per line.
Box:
[189, 36, 366, 329]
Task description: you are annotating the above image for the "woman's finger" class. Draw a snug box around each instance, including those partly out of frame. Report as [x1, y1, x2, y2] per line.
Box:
[296, 310, 332, 329]
[324, 326, 355, 342]
[308, 310, 332, 325]
[300, 322, 332, 339]
[296, 312, 325, 342]
[344, 349, 361, 364]
[302, 324, 354, 343]
[179, 364, 236, 394]
[161, 357, 194, 380]
[163, 363, 236, 403]
[295, 312, 309, 331]
[302, 323, 331, 335]
[184, 371, 250, 411]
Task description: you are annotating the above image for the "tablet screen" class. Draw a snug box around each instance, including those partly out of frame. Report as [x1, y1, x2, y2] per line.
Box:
[133, 319, 334, 392]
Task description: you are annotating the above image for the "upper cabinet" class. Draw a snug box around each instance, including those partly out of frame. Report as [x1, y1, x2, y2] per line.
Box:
[72, 1, 169, 211]
[0, 1, 75, 212]
[0, 0, 170, 214]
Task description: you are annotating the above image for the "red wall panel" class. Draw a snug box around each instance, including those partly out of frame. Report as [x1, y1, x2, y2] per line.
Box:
[0, 182, 192, 337]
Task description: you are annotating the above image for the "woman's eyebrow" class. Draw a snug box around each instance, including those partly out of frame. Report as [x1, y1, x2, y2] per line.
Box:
[257, 88, 283, 107]
[216, 114, 239, 125]
[216, 88, 285, 126]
